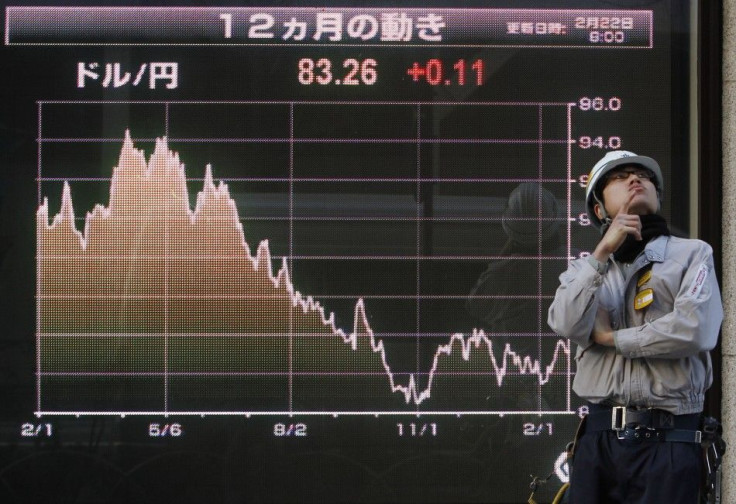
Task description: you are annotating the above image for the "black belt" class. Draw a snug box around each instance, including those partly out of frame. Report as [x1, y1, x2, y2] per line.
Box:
[584, 403, 703, 444]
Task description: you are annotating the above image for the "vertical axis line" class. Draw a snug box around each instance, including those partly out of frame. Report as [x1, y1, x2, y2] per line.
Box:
[36, 102, 43, 414]
[5, 8, 11, 46]
[37, 103, 43, 204]
[164, 211, 170, 412]
[288, 103, 295, 412]
[566, 103, 573, 412]
[163, 102, 171, 413]
[537, 105, 544, 412]
[415, 103, 422, 411]
[165, 101, 170, 138]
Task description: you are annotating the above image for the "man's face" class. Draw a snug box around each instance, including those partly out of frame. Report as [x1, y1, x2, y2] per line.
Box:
[595, 164, 659, 220]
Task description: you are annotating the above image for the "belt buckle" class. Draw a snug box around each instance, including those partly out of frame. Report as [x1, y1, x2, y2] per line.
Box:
[612, 406, 627, 432]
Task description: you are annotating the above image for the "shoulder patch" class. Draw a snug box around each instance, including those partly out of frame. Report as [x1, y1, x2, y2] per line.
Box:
[687, 264, 709, 298]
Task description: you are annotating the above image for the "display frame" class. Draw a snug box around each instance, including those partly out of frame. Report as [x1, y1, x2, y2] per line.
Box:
[0, 1, 722, 502]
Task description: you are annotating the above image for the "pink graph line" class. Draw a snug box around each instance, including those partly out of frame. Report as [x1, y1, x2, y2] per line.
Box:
[37, 129, 572, 407]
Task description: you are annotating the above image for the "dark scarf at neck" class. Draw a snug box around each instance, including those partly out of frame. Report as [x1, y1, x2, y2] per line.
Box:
[612, 214, 670, 263]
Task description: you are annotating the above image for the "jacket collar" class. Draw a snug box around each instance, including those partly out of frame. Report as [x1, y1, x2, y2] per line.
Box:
[642, 234, 668, 263]
[611, 235, 668, 270]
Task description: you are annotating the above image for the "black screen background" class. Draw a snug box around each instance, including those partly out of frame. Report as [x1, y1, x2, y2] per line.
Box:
[0, 1, 693, 503]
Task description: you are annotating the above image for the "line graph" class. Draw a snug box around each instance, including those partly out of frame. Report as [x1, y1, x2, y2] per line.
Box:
[36, 101, 575, 415]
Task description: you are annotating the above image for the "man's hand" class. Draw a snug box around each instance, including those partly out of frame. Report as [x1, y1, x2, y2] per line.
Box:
[593, 192, 641, 262]
[592, 306, 615, 347]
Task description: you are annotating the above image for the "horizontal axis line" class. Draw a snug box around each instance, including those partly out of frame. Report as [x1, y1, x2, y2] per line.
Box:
[39, 177, 576, 183]
[34, 410, 578, 417]
[38, 255, 573, 260]
[61, 216, 573, 223]
[37, 294, 557, 300]
[37, 99, 578, 106]
[39, 371, 572, 377]
[39, 331, 562, 338]
[39, 137, 575, 145]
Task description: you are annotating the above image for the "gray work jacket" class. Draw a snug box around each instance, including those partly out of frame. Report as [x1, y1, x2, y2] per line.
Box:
[547, 235, 722, 415]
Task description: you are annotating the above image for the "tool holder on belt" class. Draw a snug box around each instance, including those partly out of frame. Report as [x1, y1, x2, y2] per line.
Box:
[700, 416, 726, 504]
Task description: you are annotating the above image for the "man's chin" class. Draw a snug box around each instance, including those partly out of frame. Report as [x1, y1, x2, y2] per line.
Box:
[628, 197, 657, 215]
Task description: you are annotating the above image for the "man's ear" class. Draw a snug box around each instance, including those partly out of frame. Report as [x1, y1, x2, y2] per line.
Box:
[594, 202, 604, 220]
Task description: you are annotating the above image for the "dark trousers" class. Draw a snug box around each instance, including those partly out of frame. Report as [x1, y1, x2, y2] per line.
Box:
[569, 429, 702, 503]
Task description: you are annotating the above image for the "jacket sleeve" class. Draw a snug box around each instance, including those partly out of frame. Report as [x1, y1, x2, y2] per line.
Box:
[547, 257, 604, 348]
[614, 243, 723, 359]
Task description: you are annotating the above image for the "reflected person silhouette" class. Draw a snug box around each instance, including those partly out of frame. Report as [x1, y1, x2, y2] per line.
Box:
[466, 182, 565, 342]
[466, 183, 567, 413]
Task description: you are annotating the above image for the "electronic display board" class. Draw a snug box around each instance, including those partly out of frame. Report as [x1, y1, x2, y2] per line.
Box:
[0, 1, 699, 502]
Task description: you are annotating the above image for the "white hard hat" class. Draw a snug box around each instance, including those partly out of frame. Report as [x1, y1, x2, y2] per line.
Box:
[585, 150, 664, 229]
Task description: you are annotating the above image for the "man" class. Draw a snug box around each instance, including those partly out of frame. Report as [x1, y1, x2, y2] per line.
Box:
[547, 150, 723, 503]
